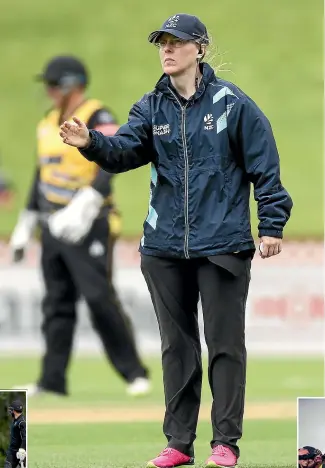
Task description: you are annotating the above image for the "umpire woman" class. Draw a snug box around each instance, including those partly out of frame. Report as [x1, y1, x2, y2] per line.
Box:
[59, 14, 293, 468]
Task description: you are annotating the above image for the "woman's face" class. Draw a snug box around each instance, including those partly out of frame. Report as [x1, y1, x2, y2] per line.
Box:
[45, 84, 66, 108]
[158, 33, 200, 76]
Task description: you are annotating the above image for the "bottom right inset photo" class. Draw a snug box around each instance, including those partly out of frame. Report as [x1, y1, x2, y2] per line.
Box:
[298, 397, 325, 468]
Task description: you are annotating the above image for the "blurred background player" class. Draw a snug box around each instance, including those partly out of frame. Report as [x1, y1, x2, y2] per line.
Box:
[9, 55, 151, 397]
[5, 400, 26, 468]
[298, 446, 325, 468]
[0, 154, 15, 209]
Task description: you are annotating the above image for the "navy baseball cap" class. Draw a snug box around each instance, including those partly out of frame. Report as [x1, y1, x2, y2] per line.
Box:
[148, 14, 209, 45]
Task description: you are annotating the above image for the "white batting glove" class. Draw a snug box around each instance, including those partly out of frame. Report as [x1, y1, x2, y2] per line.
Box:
[9, 210, 38, 262]
[16, 448, 26, 461]
[48, 186, 104, 244]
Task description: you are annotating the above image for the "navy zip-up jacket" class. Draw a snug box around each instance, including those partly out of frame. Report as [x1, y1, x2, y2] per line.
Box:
[9, 414, 26, 452]
[79, 63, 293, 259]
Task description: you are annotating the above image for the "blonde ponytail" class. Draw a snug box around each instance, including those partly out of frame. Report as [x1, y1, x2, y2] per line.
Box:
[203, 31, 234, 77]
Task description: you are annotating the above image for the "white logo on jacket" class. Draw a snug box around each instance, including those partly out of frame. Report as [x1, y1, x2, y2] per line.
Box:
[153, 124, 170, 136]
[204, 113, 214, 130]
[89, 240, 105, 257]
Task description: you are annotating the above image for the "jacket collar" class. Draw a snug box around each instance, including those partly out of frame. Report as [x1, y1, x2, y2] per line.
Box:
[155, 63, 216, 102]
[13, 414, 24, 424]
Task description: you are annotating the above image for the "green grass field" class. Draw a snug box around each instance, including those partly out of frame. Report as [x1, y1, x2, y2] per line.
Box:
[0, 0, 323, 239]
[29, 421, 296, 468]
[0, 356, 322, 467]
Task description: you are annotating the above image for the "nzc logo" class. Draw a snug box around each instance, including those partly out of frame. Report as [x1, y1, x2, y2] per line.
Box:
[204, 113, 214, 130]
[165, 15, 180, 28]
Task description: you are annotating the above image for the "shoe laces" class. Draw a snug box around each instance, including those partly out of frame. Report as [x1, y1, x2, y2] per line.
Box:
[212, 445, 228, 457]
[160, 448, 174, 456]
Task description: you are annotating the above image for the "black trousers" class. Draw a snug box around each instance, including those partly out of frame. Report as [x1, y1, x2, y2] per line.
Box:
[5, 451, 25, 468]
[141, 254, 251, 458]
[38, 216, 147, 394]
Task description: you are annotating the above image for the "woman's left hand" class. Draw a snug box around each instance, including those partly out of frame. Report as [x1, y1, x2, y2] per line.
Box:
[259, 236, 282, 259]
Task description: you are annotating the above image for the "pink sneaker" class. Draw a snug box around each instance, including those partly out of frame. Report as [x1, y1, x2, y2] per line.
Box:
[147, 447, 195, 467]
[205, 445, 237, 467]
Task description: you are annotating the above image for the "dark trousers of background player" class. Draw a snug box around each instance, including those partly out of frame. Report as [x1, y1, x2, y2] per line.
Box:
[38, 216, 148, 394]
[5, 451, 26, 468]
[141, 253, 251, 459]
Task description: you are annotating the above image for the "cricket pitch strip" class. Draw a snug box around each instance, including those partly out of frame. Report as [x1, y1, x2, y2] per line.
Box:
[28, 401, 296, 424]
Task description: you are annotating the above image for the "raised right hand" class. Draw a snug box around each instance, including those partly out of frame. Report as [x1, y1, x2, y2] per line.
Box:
[60, 116, 91, 148]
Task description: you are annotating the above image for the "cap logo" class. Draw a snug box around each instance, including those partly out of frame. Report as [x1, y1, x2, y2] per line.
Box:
[165, 15, 180, 28]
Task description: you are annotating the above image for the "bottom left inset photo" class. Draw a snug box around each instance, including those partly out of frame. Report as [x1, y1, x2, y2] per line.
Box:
[0, 391, 27, 468]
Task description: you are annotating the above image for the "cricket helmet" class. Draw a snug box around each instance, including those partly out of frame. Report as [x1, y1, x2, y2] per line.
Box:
[8, 399, 23, 415]
[35, 55, 89, 89]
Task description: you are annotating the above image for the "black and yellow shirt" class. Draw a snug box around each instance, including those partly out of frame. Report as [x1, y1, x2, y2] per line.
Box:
[27, 99, 119, 215]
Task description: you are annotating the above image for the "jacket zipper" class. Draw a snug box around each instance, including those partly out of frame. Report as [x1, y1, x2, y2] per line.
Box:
[168, 87, 190, 259]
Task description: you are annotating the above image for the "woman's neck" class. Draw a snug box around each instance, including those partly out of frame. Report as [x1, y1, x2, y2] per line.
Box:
[170, 65, 202, 100]
[59, 93, 85, 125]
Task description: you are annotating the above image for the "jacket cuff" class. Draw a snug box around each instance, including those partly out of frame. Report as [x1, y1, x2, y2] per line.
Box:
[78, 130, 98, 161]
[259, 229, 283, 239]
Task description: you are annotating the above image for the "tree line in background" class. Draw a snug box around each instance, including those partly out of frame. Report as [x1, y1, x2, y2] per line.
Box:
[0, 392, 26, 464]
